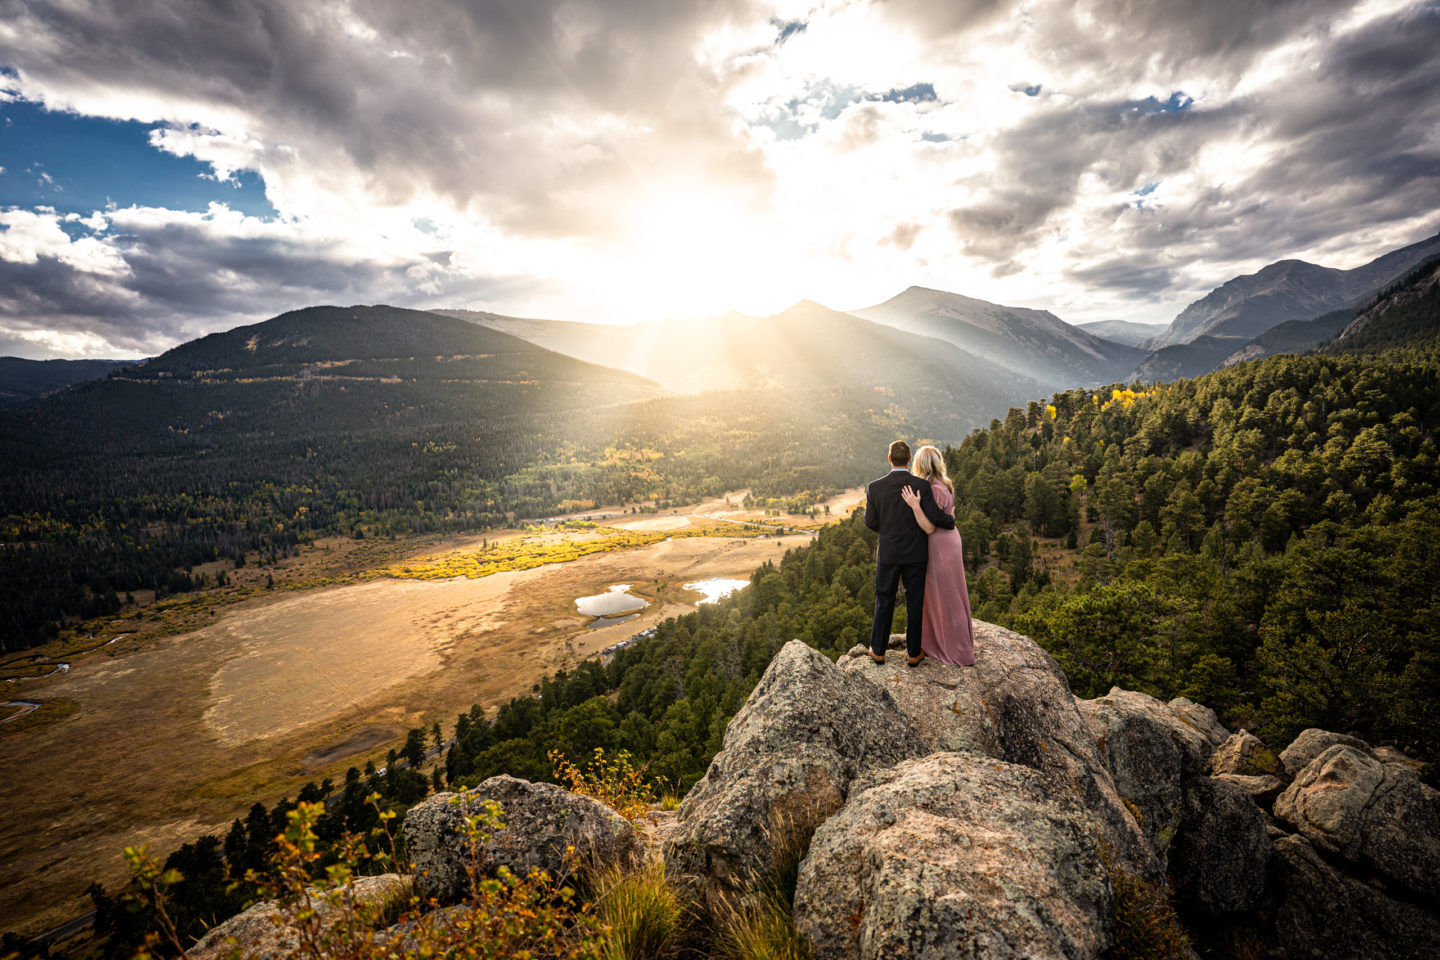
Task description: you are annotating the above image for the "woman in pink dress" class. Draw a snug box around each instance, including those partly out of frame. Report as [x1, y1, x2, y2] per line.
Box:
[899, 445, 975, 666]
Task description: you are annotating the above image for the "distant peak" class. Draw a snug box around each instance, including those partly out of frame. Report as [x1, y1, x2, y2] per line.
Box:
[776, 298, 836, 315]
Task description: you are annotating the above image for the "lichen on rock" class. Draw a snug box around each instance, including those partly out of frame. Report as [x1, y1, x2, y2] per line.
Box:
[792, 752, 1115, 960]
[664, 640, 927, 908]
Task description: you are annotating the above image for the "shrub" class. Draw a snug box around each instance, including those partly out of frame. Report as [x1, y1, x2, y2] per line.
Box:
[550, 748, 657, 823]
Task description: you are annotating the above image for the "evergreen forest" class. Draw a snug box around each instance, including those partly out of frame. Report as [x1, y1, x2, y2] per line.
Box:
[75, 307, 1440, 955]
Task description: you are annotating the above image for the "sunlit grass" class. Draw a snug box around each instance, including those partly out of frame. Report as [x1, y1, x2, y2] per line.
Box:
[388, 521, 766, 581]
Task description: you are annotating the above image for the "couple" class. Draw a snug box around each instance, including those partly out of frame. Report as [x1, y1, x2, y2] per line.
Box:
[863, 440, 975, 667]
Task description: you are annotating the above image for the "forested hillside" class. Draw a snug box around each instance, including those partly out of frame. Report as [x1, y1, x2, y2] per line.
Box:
[450, 347, 1440, 788]
[84, 339, 1440, 956]
[0, 305, 912, 652]
[0, 357, 130, 406]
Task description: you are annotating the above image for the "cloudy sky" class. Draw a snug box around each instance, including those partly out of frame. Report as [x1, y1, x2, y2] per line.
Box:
[1, 0, 1437, 359]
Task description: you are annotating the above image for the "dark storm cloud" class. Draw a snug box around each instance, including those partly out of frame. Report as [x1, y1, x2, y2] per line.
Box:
[947, 96, 1246, 262]
[1027, 0, 1358, 81]
[944, 2, 1440, 296]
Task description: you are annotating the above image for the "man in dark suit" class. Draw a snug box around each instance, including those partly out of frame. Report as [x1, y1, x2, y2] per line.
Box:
[864, 440, 956, 665]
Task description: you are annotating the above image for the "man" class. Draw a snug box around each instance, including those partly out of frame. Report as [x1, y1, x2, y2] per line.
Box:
[864, 440, 956, 666]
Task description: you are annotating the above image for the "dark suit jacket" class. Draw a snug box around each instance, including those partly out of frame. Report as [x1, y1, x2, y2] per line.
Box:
[864, 468, 956, 565]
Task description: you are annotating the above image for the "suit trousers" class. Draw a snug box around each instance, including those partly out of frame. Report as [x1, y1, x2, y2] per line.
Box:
[871, 559, 927, 658]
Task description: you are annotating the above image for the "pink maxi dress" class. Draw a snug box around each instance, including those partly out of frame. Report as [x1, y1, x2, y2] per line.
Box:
[921, 481, 975, 666]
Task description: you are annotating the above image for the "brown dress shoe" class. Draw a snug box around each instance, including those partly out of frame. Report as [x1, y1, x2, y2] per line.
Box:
[869, 650, 886, 664]
[907, 652, 926, 667]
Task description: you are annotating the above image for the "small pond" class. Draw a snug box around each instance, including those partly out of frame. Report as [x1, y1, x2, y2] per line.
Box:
[576, 584, 649, 627]
[683, 578, 750, 605]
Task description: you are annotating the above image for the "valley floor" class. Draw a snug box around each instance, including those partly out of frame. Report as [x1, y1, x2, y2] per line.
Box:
[0, 488, 863, 938]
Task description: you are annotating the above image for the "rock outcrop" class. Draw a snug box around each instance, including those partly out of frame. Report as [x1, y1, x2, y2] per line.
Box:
[189, 875, 410, 960]
[1166, 696, 1231, 747]
[1212, 772, 1287, 806]
[843, 625, 1159, 878]
[1272, 835, 1440, 960]
[664, 640, 927, 907]
[1210, 729, 1284, 778]
[1169, 775, 1270, 914]
[1278, 728, 1372, 777]
[404, 776, 641, 904]
[793, 752, 1114, 960]
[1076, 686, 1215, 859]
[203, 620, 1440, 960]
[1274, 743, 1440, 900]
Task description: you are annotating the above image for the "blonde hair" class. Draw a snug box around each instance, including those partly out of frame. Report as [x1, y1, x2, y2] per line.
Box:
[910, 445, 952, 493]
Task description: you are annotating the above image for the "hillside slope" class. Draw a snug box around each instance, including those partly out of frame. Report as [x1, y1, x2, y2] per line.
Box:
[1324, 255, 1440, 355]
[0, 357, 131, 406]
[4, 304, 664, 466]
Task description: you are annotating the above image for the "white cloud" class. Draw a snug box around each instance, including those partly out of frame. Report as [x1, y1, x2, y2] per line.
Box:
[0, 0, 1436, 355]
[0, 209, 129, 277]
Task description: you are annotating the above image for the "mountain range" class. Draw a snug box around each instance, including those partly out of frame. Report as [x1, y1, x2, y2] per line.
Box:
[1074, 320, 1167, 348]
[5, 229, 1438, 420]
[1143, 231, 1440, 349]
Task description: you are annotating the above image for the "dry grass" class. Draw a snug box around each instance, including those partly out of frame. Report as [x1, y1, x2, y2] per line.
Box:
[0, 698, 77, 737]
[0, 492, 849, 938]
[715, 891, 811, 960]
[590, 860, 686, 960]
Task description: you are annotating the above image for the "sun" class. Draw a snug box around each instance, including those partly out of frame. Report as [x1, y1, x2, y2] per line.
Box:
[615, 184, 790, 322]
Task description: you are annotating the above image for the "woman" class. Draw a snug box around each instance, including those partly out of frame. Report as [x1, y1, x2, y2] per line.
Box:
[899, 445, 975, 666]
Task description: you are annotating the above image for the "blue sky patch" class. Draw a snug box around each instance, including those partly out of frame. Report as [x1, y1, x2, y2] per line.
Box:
[1009, 83, 1043, 97]
[1126, 91, 1195, 115]
[772, 18, 807, 44]
[879, 83, 937, 104]
[0, 97, 276, 219]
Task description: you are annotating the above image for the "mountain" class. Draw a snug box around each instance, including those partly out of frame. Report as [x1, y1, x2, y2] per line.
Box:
[1324, 254, 1440, 355]
[722, 299, 1040, 437]
[850, 286, 1145, 390]
[1074, 320, 1167, 348]
[445, 301, 1042, 439]
[2, 304, 664, 473]
[1146, 231, 1440, 348]
[1131, 249, 1440, 379]
[0, 357, 132, 406]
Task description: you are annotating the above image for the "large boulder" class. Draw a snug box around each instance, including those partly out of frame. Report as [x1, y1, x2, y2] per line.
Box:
[404, 776, 641, 904]
[1209, 730, 1284, 779]
[1274, 744, 1440, 900]
[189, 875, 410, 960]
[843, 624, 1158, 878]
[1076, 686, 1213, 859]
[665, 640, 927, 907]
[1213, 773, 1287, 807]
[1169, 776, 1270, 914]
[792, 752, 1114, 960]
[1166, 697, 1231, 747]
[1279, 728, 1371, 777]
[1272, 835, 1440, 960]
